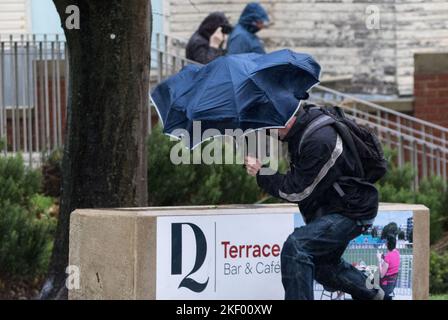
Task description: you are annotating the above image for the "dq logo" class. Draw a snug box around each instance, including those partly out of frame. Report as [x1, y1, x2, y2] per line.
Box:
[171, 223, 209, 292]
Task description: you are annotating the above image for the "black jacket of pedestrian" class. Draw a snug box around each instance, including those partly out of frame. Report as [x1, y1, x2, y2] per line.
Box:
[186, 12, 231, 65]
[256, 105, 379, 224]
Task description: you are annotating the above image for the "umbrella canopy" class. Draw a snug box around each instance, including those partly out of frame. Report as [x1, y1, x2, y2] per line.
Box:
[151, 49, 321, 148]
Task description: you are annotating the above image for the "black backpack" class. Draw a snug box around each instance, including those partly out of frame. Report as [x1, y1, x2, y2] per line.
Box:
[299, 105, 388, 184]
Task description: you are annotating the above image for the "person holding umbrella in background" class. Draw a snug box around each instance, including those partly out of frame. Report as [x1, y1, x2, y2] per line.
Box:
[227, 2, 270, 55]
[186, 12, 233, 64]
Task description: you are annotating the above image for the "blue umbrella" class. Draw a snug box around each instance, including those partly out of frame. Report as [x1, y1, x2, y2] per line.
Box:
[151, 49, 321, 148]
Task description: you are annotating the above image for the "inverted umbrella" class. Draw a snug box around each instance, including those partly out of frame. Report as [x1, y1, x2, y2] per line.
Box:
[151, 49, 321, 148]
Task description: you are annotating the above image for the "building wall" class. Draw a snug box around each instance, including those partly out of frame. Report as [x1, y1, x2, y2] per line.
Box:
[0, 0, 62, 35]
[0, 0, 164, 39]
[0, 0, 30, 33]
[152, 0, 164, 46]
[396, 0, 448, 95]
[414, 53, 448, 128]
[164, 0, 448, 96]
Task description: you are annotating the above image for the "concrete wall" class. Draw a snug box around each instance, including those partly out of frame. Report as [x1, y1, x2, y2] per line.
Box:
[164, 0, 448, 96]
[69, 203, 430, 300]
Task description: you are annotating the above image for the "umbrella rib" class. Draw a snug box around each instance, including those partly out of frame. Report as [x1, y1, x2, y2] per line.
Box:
[224, 60, 240, 123]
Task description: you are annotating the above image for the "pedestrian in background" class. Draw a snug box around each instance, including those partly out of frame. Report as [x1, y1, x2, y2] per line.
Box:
[227, 2, 270, 55]
[377, 236, 401, 300]
[186, 12, 233, 64]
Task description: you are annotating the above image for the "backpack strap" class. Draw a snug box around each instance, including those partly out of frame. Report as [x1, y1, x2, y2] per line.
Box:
[297, 112, 364, 176]
[332, 121, 365, 178]
[330, 122, 366, 200]
[298, 114, 336, 154]
[297, 109, 367, 203]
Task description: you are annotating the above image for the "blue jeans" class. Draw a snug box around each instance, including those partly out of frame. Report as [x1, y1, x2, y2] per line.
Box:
[281, 213, 379, 300]
[381, 281, 397, 300]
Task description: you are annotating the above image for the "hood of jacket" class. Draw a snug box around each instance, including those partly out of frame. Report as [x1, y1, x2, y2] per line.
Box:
[283, 105, 323, 144]
[198, 12, 231, 40]
[239, 2, 269, 34]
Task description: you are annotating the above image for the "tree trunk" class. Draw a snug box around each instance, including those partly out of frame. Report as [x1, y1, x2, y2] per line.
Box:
[40, 0, 151, 299]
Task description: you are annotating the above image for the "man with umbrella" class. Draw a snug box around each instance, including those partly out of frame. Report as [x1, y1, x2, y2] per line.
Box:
[151, 49, 384, 300]
[244, 107, 385, 300]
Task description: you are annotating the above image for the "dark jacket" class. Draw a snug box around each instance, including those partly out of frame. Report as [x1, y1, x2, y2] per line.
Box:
[186, 12, 231, 64]
[256, 105, 379, 224]
[227, 3, 269, 54]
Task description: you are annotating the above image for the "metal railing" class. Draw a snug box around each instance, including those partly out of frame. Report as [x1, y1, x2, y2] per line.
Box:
[152, 32, 448, 189]
[309, 86, 448, 188]
[2, 31, 448, 187]
[0, 34, 67, 166]
[0, 33, 190, 162]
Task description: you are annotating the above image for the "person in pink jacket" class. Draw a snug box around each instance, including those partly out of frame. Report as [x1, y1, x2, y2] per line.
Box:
[377, 235, 401, 300]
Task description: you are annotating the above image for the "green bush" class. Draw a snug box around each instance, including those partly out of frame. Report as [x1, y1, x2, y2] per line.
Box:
[0, 137, 5, 153]
[0, 154, 56, 279]
[377, 149, 448, 244]
[430, 251, 448, 294]
[38, 128, 275, 206]
[147, 126, 263, 206]
[41, 148, 63, 198]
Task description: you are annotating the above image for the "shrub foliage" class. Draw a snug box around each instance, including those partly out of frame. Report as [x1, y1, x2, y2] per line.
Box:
[0, 155, 56, 279]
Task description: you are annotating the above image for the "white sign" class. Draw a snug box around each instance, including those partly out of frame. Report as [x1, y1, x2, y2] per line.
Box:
[156, 213, 297, 300]
[156, 211, 414, 300]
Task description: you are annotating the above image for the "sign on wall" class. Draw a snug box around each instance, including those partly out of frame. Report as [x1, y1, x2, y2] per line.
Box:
[157, 213, 295, 300]
[156, 211, 414, 300]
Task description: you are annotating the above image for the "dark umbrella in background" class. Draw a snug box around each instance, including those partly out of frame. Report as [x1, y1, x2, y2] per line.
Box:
[151, 49, 321, 149]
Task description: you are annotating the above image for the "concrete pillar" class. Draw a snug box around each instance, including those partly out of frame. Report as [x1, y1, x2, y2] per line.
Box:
[69, 204, 429, 300]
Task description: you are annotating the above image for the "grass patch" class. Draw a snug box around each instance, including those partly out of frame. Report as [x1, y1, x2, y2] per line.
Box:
[430, 294, 448, 300]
